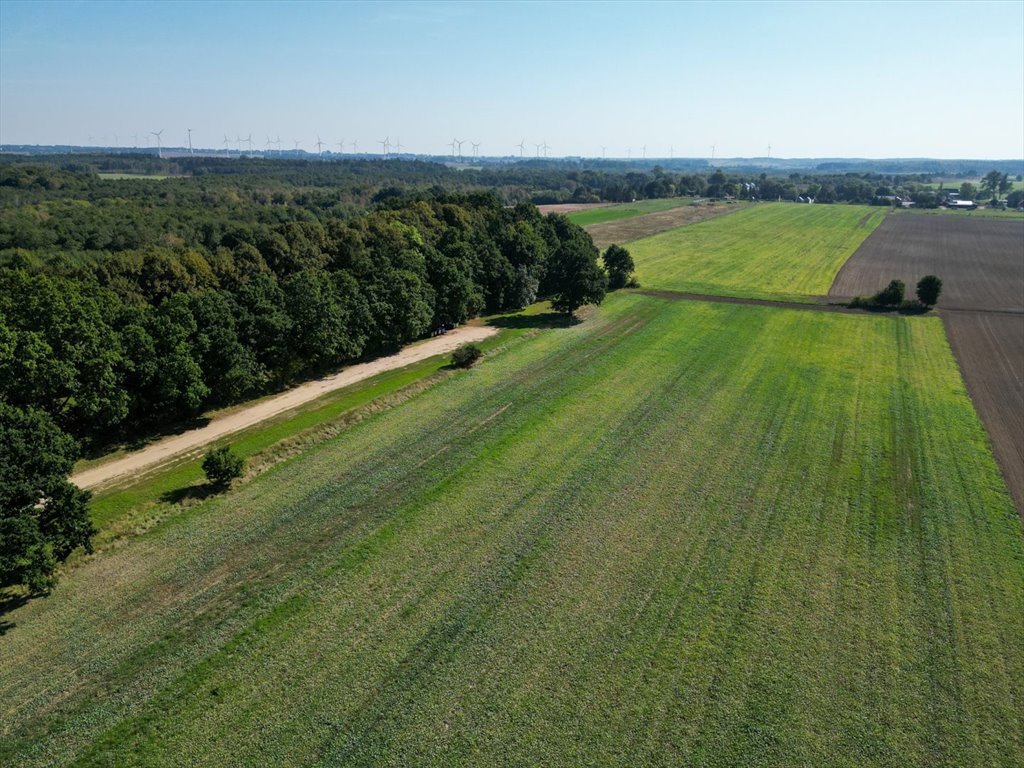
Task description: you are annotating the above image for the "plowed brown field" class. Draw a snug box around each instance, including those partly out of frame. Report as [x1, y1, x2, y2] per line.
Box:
[830, 212, 1024, 514]
[829, 213, 1024, 310]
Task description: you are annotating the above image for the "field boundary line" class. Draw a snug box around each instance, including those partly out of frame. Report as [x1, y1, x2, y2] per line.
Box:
[633, 289, 902, 315]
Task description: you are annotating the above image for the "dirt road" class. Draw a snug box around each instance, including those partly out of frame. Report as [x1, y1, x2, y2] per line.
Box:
[72, 325, 498, 492]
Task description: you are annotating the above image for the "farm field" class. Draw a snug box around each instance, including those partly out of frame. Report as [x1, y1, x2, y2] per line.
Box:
[829, 213, 1024, 310]
[96, 172, 173, 180]
[3, 293, 1021, 768]
[830, 213, 1024, 514]
[944, 312, 1024, 512]
[627, 203, 886, 300]
[584, 200, 746, 250]
[565, 197, 693, 226]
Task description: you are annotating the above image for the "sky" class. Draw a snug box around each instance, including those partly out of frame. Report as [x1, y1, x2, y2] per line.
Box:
[1, 0, 1022, 159]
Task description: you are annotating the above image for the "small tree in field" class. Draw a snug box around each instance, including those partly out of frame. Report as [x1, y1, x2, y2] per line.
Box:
[451, 344, 483, 368]
[873, 279, 905, 307]
[602, 244, 636, 290]
[202, 445, 244, 487]
[916, 275, 942, 307]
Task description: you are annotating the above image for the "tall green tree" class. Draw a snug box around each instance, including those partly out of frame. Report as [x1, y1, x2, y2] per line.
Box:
[916, 275, 942, 307]
[602, 244, 636, 290]
[0, 403, 93, 592]
[543, 216, 607, 316]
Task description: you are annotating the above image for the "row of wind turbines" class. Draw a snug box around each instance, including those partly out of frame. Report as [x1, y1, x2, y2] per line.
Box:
[82, 131, 773, 162]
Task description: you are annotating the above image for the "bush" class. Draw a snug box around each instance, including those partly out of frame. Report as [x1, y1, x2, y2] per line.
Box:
[916, 275, 942, 307]
[202, 445, 244, 487]
[451, 344, 483, 369]
[872, 279, 905, 307]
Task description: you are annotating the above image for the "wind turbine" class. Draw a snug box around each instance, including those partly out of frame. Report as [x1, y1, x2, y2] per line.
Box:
[266, 136, 274, 152]
[711, 144, 716, 161]
[767, 144, 771, 159]
[336, 140, 345, 154]
[315, 135, 325, 156]
[245, 133, 254, 153]
[151, 129, 164, 158]
[456, 138, 466, 158]
[223, 134, 231, 153]
[293, 139, 302, 151]
[627, 146, 632, 159]
[377, 136, 389, 156]
[448, 138, 457, 157]
[600, 145, 607, 158]
[533, 142, 542, 158]
[642, 144, 647, 159]
[471, 141, 480, 158]
[542, 140, 550, 158]
[516, 139, 525, 157]
[187, 128, 194, 155]
[351, 139, 359, 153]
[275, 135, 283, 154]
[393, 138, 402, 154]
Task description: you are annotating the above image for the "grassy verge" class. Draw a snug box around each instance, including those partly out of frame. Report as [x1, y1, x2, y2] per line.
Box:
[3, 292, 1020, 767]
[84, 311, 540, 546]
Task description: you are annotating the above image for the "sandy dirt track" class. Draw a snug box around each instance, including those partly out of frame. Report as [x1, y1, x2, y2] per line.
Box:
[71, 325, 498, 491]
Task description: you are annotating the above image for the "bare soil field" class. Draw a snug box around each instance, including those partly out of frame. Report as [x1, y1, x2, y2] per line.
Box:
[944, 312, 1024, 513]
[586, 201, 748, 249]
[830, 212, 1024, 514]
[829, 213, 1024, 311]
[535, 202, 612, 215]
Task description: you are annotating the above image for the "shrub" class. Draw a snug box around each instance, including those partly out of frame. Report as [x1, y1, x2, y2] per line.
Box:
[916, 275, 942, 307]
[202, 445, 244, 487]
[873, 279, 905, 307]
[451, 344, 483, 369]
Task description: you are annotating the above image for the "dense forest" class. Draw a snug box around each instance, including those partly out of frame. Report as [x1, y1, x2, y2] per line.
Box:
[0, 159, 618, 590]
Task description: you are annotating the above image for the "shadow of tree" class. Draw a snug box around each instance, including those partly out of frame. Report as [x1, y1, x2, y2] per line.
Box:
[160, 483, 220, 505]
[0, 591, 30, 635]
[486, 311, 579, 330]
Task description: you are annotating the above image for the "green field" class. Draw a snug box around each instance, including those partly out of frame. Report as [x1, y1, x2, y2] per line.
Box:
[97, 172, 173, 180]
[627, 203, 887, 301]
[3, 292, 1021, 767]
[566, 197, 693, 226]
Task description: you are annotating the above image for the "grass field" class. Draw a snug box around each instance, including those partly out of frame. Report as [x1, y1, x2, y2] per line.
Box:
[626, 203, 887, 301]
[567, 197, 693, 226]
[97, 173, 173, 180]
[3, 292, 1021, 767]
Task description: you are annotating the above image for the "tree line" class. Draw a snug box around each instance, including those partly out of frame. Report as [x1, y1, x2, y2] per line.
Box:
[0, 191, 627, 592]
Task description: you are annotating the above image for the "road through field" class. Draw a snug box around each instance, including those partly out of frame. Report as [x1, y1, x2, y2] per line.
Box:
[71, 325, 497, 491]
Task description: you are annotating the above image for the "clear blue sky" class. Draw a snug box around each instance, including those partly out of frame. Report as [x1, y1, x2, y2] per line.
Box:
[2, 0, 1022, 158]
